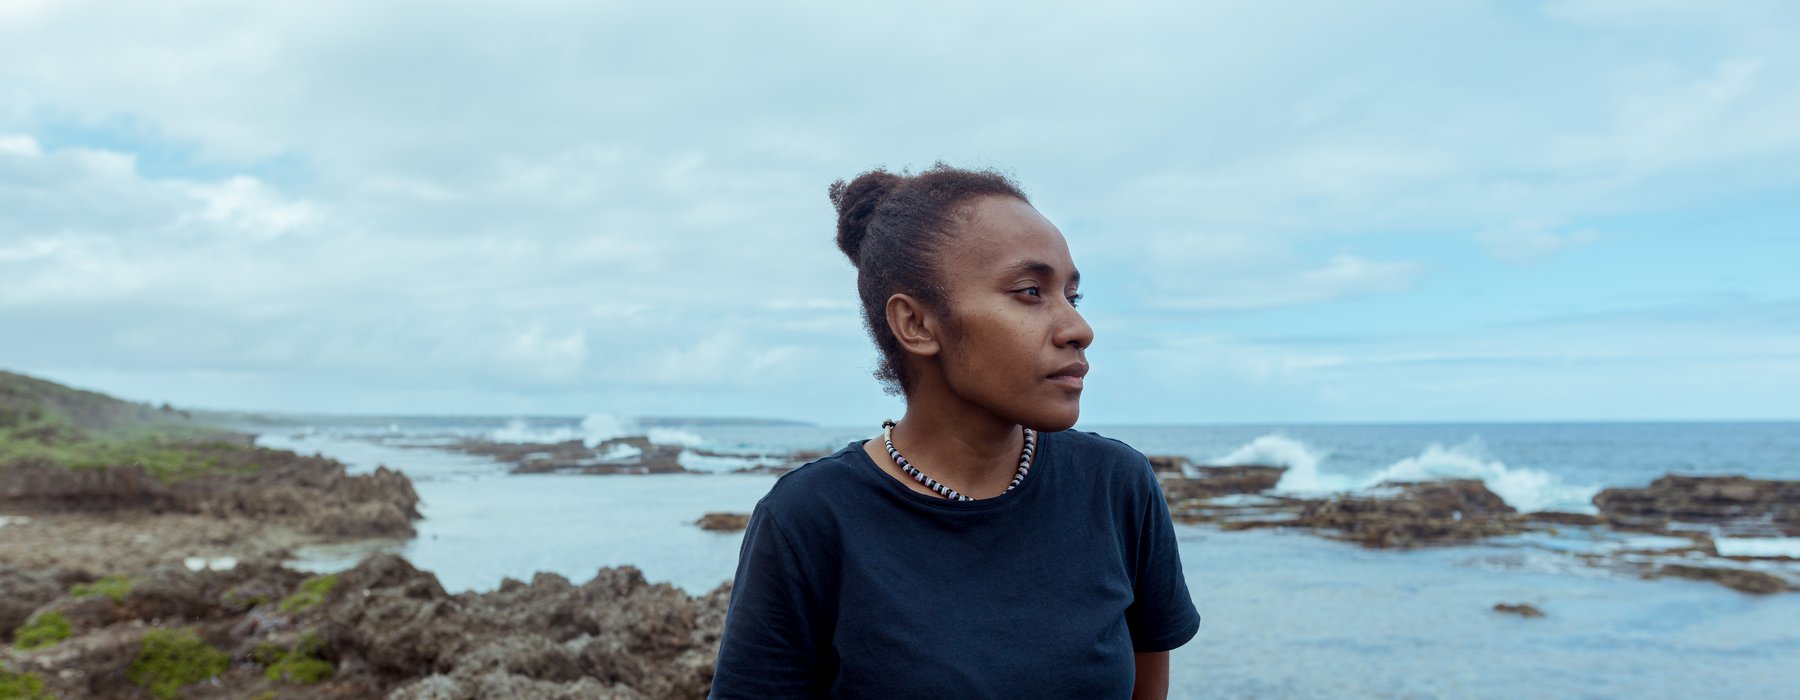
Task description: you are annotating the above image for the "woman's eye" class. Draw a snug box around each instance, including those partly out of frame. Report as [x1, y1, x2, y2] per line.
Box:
[1017, 286, 1041, 298]
[1068, 293, 1082, 308]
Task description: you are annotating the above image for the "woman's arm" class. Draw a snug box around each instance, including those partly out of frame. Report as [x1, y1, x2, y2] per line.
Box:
[710, 504, 828, 698]
[1132, 651, 1170, 700]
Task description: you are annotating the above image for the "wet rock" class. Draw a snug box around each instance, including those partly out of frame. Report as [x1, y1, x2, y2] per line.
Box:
[455, 634, 583, 682]
[694, 513, 750, 532]
[1657, 564, 1792, 595]
[1159, 465, 1286, 501]
[1493, 603, 1545, 618]
[1594, 475, 1800, 536]
[0, 566, 62, 644]
[1524, 511, 1604, 527]
[1294, 479, 1523, 549]
[313, 554, 726, 697]
[0, 448, 421, 538]
[1147, 455, 1190, 474]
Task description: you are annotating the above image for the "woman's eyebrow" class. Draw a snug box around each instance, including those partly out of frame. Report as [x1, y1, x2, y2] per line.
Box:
[1002, 259, 1081, 285]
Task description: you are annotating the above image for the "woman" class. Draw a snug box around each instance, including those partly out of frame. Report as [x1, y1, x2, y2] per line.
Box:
[710, 164, 1200, 699]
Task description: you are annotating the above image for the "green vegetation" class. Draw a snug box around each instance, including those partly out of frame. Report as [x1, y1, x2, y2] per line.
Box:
[12, 612, 71, 650]
[71, 575, 133, 603]
[0, 667, 55, 700]
[222, 586, 270, 611]
[279, 573, 338, 614]
[0, 370, 248, 483]
[126, 628, 229, 700]
[256, 633, 334, 685]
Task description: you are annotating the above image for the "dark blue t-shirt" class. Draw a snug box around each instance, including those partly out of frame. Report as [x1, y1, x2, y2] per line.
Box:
[710, 429, 1201, 699]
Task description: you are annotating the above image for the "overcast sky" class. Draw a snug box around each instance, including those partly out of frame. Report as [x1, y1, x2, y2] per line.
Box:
[2, 0, 1797, 425]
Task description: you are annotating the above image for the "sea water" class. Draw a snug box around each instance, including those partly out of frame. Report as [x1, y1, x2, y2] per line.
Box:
[258, 420, 1800, 699]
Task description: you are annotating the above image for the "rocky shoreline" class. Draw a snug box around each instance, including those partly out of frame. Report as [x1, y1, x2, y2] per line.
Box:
[8, 405, 1799, 697]
[448, 435, 826, 476]
[1155, 463, 1800, 594]
[3, 552, 726, 699]
[1, 436, 728, 699]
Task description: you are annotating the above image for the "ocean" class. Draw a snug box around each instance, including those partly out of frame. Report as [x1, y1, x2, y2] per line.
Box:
[256, 419, 1800, 699]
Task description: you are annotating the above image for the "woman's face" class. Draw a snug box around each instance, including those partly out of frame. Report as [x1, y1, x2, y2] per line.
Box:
[932, 195, 1094, 432]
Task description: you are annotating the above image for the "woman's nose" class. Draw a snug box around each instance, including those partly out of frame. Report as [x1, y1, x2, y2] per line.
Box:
[1059, 305, 1094, 350]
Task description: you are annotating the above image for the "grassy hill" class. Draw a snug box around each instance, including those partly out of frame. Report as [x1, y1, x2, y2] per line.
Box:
[0, 370, 247, 481]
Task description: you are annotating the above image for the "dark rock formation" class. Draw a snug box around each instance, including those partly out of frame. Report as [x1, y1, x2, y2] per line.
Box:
[1493, 603, 1545, 618]
[455, 435, 828, 478]
[7, 554, 730, 699]
[1288, 479, 1523, 549]
[0, 447, 420, 538]
[1147, 455, 1190, 474]
[695, 513, 750, 532]
[1594, 475, 1800, 536]
[1158, 465, 1287, 501]
[1523, 511, 1604, 527]
[0, 566, 63, 645]
[1656, 564, 1792, 595]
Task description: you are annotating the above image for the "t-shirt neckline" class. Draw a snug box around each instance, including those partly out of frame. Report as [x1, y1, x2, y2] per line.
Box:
[845, 429, 1052, 510]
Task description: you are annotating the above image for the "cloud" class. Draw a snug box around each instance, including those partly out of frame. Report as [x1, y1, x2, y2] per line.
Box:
[1475, 220, 1602, 264]
[1141, 232, 1423, 310]
[1, 1, 1797, 421]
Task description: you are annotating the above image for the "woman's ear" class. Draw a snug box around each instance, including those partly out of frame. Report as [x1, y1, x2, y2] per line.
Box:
[885, 293, 941, 358]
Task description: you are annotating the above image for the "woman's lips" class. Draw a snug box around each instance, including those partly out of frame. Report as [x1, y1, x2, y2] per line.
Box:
[1047, 361, 1088, 389]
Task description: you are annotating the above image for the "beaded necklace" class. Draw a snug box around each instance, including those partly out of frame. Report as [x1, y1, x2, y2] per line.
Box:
[880, 419, 1036, 502]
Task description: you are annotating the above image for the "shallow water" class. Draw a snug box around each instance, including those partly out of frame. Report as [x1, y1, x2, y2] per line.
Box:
[262, 433, 775, 593]
[259, 422, 1800, 699]
[1169, 526, 1800, 698]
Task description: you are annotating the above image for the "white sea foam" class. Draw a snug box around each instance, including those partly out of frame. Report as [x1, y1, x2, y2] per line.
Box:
[1210, 435, 1348, 493]
[1209, 434, 1600, 513]
[599, 443, 643, 462]
[677, 451, 769, 474]
[486, 414, 705, 449]
[577, 414, 633, 446]
[1363, 440, 1600, 514]
[1714, 537, 1800, 558]
[647, 427, 705, 447]
[489, 418, 583, 444]
[183, 556, 238, 571]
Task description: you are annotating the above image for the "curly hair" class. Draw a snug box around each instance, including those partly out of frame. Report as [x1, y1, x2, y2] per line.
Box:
[828, 163, 1029, 395]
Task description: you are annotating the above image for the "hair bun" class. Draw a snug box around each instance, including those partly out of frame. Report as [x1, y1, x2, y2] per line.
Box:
[828, 170, 901, 265]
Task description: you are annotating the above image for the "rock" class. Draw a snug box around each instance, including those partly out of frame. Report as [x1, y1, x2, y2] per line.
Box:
[1159, 465, 1286, 501]
[1294, 479, 1523, 549]
[1594, 475, 1800, 536]
[1493, 603, 1545, 618]
[1524, 511, 1604, 526]
[694, 513, 750, 532]
[0, 447, 421, 538]
[0, 566, 62, 644]
[1147, 455, 1190, 474]
[311, 553, 725, 697]
[1657, 564, 1792, 595]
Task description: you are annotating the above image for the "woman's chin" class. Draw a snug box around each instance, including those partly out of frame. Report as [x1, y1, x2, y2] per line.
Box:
[1022, 406, 1080, 433]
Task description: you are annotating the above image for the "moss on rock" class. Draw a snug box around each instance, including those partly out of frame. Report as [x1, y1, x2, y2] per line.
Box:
[279, 573, 338, 614]
[70, 575, 132, 603]
[12, 611, 71, 650]
[0, 668, 55, 700]
[257, 632, 334, 685]
[126, 628, 229, 700]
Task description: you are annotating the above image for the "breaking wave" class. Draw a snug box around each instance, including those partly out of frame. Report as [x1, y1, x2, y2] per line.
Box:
[1207, 434, 1600, 513]
[488, 414, 707, 449]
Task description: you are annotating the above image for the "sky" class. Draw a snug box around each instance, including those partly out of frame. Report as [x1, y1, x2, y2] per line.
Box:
[1, 0, 1797, 425]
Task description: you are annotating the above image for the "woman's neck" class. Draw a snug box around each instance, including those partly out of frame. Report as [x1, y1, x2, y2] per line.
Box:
[885, 384, 1025, 498]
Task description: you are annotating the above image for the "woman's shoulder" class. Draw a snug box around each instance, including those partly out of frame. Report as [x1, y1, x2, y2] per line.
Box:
[755, 441, 871, 512]
[1050, 428, 1152, 468]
